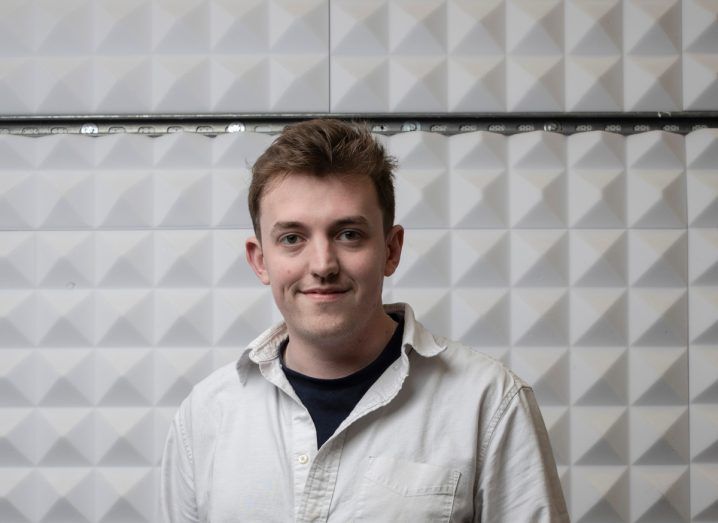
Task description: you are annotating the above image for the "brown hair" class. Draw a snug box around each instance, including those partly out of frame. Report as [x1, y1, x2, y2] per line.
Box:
[249, 119, 397, 238]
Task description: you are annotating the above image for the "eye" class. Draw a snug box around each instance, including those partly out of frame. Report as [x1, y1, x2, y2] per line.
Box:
[337, 229, 361, 241]
[279, 233, 302, 245]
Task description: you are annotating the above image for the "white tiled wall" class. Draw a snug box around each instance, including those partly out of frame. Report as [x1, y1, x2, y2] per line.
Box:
[1, 0, 717, 114]
[1, 129, 717, 522]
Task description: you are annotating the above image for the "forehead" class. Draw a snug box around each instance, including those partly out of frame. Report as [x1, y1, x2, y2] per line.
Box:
[259, 173, 381, 226]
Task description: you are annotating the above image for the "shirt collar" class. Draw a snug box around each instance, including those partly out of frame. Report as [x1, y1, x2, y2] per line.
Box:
[236, 302, 447, 384]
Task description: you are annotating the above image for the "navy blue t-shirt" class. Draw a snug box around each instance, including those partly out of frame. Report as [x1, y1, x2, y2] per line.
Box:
[281, 314, 404, 448]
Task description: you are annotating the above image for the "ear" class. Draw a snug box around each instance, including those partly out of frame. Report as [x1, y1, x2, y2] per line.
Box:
[383, 225, 404, 277]
[245, 236, 271, 285]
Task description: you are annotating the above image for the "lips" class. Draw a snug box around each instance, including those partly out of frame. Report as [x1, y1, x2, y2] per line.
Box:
[300, 287, 349, 301]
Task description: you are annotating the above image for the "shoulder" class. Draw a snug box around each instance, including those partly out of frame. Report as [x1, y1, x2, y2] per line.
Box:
[177, 360, 243, 429]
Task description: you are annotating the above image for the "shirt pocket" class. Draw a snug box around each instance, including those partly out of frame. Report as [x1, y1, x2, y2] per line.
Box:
[354, 455, 461, 523]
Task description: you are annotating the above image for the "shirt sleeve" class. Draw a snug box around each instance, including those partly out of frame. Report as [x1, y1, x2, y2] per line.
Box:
[159, 400, 200, 523]
[476, 386, 569, 523]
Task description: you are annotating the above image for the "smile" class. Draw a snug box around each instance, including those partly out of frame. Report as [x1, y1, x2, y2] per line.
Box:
[300, 288, 349, 302]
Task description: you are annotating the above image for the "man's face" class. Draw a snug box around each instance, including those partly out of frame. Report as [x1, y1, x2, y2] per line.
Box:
[245, 173, 403, 348]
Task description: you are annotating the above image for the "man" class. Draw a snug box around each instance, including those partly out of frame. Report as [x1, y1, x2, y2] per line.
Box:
[160, 119, 569, 521]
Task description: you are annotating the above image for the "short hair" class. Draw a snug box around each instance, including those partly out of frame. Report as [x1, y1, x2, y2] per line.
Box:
[249, 119, 397, 239]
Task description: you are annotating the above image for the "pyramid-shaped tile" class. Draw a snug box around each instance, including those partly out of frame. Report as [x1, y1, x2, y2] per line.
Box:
[629, 230, 686, 287]
[449, 130, 506, 170]
[447, 0, 504, 54]
[155, 230, 212, 287]
[36, 408, 94, 465]
[154, 290, 212, 346]
[683, 0, 718, 53]
[93, 57, 153, 113]
[95, 171, 153, 228]
[36, 171, 94, 229]
[210, 168, 251, 227]
[0, 349, 36, 406]
[35, 134, 95, 170]
[686, 169, 718, 229]
[568, 168, 625, 228]
[565, 0, 621, 54]
[214, 230, 264, 286]
[94, 134, 155, 169]
[570, 289, 627, 347]
[0, 232, 34, 288]
[624, 0, 681, 55]
[384, 289, 451, 338]
[394, 170, 449, 227]
[269, 55, 328, 112]
[511, 288, 568, 346]
[506, 0, 562, 54]
[389, 56, 447, 112]
[36, 231, 94, 288]
[448, 56, 506, 112]
[451, 289, 509, 347]
[94, 468, 155, 522]
[95, 349, 154, 406]
[0, 468, 37, 522]
[34, 0, 93, 54]
[154, 170, 212, 227]
[691, 346, 718, 403]
[0, 290, 35, 347]
[629, 289, 687, 347]
[630, 347, 687, 405]
[630, 465, 689, 522]
[94, 0, 152, 53]
[214, 289, 276, 346]
[565, 56, 622, 111]
[510, 347, 569, 405]
[0, 1, 34, 56]
[627, 169, 686, 228]
[388, 0, 446, 54]
[35, 58, 94, 114]
[95, 408, 155, 465]
[511, 230, 567, 286]
[0, 58, 35, 114]
[630, 407, 689, 465]
[568, 129, 625, 171]
[35, 349, 94, 406]
[691, 287, 718, 345]
[571, 465, 629, 523]
[570, 230, 627, 286]
[507, 56, 564, 111]
[451, 230, 509, 286]
[331, 56, 390, 112]
[0, 172, 36, 229]
[392, 231, 451, 287]
[627, 129, 684, 170]
[692, 404, 718, 462]
[34, 468, 94, 523]
[331, 0, 388, 54]
[683, 54, 718, 110]
[212, 132, 273, 170]
[153, 133, 213, 170]
[95, 231, 153, 287]
[152, 56, 211, 112]
[691, 465, 718, 522]
[154, 348, 214, 405]
[0, 408, 37, 465]
[152, 0, 210, 53]
[210, 0, 269, 53]
[571, 347, 627, 405]
[390, 131, 447, 169]
[36, 290, 94, 347]
[623, 55, 681, 111]
[211, 55, 272, 113]
[571, 407, 628, 464]
[541, 405, 570, 466]
[95, 290, 154, 347]
[269, 0, 327, 53]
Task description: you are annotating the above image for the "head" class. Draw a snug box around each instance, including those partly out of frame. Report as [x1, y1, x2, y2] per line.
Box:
[249, 119, 397, 240]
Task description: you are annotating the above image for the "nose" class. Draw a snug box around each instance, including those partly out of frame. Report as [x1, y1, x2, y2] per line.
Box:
[309, 238, 339, 280]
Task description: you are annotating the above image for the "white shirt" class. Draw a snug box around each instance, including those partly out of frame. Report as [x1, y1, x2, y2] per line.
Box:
[160, 303, 569, 522]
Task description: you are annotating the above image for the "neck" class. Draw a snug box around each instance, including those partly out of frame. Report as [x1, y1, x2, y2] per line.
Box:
[283, 311, 398, 379]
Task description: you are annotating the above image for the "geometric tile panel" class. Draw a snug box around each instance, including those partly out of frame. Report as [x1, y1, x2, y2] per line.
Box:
[1, 0, 717, 114]
[0, 129, 714, 522]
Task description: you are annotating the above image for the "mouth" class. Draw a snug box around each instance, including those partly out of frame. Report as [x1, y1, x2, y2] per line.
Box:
[300, 288, 349, 302]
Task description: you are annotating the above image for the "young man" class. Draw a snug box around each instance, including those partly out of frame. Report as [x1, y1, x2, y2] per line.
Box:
[160, 119, 569, 522]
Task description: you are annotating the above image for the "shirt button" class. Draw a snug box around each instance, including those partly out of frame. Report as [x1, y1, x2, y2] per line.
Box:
[297, 453, 309, 465]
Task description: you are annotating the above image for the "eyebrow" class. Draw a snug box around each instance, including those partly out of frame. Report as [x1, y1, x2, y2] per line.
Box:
[270, 216, 371, 236]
